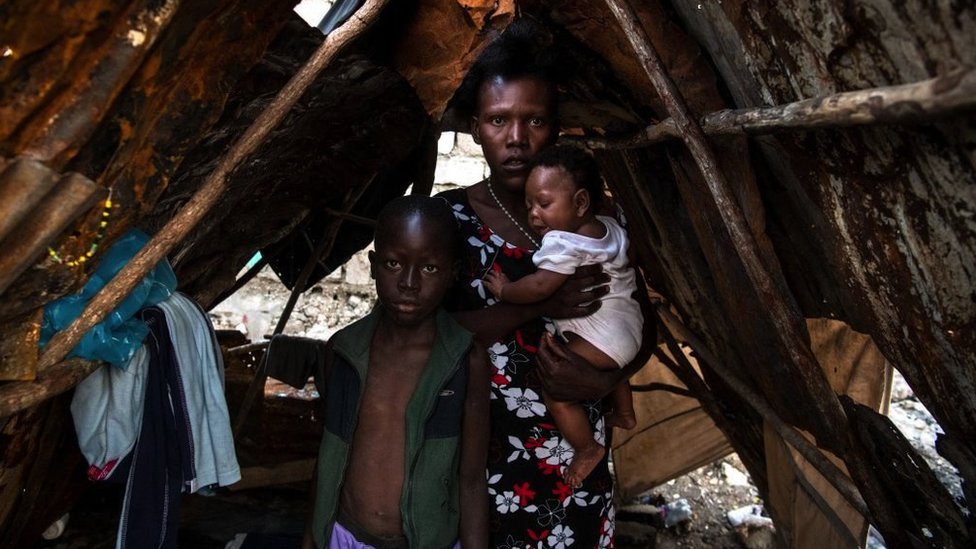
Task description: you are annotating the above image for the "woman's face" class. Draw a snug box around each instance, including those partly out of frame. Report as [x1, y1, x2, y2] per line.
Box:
[471, 76, 557, 194]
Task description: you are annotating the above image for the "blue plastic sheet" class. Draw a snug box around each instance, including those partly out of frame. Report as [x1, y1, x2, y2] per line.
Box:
[40, 229, 177, 367]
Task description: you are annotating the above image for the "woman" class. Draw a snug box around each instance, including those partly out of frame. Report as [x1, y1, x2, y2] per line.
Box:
[439, 20, 644, 548]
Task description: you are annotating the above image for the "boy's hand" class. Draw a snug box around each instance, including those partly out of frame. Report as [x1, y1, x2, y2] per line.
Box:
[541, 264, 609, 319]
[483, 270, 510, 300]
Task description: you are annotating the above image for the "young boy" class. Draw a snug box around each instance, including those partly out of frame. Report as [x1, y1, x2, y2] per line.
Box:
[484, 145, 642, 488]
[303, 196, 489, 549]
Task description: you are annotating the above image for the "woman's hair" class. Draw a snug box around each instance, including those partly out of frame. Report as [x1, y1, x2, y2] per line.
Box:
[451, 18, 572, 119]
[529, 145, 604, 215]
[374, 195, 463, 259]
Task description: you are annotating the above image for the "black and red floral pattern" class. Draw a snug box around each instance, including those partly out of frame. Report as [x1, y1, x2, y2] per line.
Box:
[439, 189, 614, 549]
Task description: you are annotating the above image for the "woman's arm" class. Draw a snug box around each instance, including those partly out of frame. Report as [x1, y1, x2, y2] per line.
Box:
[459, 345, 490, 549]
[536, 333, 627, 400]
[537, 268, 658, 402]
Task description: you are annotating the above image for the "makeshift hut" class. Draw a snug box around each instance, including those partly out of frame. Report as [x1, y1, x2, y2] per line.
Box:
[0, 0, 973, 547]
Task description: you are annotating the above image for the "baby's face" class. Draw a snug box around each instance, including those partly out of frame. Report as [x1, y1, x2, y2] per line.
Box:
[525, 166, 584, 236]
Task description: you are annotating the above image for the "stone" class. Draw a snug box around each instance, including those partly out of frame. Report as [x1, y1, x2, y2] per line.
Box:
[437, 131, 456, 154]
[344, 253, 372, 285]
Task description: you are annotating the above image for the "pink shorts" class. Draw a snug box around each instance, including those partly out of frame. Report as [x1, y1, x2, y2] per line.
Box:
[328, 514, 461, 549]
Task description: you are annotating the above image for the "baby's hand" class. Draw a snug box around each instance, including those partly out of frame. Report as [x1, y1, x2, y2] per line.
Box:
[483, 270, 511, 300]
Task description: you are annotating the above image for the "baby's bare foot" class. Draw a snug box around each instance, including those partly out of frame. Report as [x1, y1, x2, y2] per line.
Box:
[607, 411, 637, 430]
[564, 443, 606, 488]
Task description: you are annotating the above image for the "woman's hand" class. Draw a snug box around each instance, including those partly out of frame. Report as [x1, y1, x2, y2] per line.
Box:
[536, 332, 623, 401]
[540, 264, 610, 319]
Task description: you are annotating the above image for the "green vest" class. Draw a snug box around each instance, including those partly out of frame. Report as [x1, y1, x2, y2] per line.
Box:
[311, 307, 473, 548]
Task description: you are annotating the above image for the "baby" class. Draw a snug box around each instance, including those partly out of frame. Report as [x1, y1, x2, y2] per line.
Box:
[484, 145, 643, 487]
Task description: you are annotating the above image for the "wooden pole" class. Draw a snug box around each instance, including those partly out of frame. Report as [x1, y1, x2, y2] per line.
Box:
[0, 158, 60, 244]
[0, 173, 104, 295]
[0, 359, 101, 418]
[655, 307, 871, 519]
[603, 0, 850, 446]
[231, 215, 344, 436]
[14, 0, 180, 165]
[34, 0, 390, 375]
[602, 0, 903, 540]
[575, 67, 976, 149]
[231, 170, 376, 436]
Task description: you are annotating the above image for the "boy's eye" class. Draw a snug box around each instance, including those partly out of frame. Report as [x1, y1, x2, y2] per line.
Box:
[384, 259, 400, 269]
[422, 265, 439, 274]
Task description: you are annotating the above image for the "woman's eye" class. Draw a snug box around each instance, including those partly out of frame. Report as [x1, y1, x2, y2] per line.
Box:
[422, 265, 439, 274]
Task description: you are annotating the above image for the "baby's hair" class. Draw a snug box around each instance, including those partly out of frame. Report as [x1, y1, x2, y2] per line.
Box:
[374, 195, 463, 260]
[451, 18, 572, 119]
[529, 145, 605, 215]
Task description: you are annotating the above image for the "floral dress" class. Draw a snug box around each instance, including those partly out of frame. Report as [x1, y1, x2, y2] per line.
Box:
[439, 189, 615, 549]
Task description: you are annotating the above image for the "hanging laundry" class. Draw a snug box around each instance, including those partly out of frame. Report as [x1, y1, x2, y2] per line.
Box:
[71, 291, 240, 549]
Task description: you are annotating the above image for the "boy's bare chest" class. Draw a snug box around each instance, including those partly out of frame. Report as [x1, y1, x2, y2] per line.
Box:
[359, 348, 430, 418]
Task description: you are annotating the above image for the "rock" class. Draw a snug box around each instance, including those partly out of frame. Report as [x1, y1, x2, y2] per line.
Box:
[344, 253, 372, 285]
[734, 524, 776, 549]
[456, 133, 483, 156]
[722, 461, 751, 486]
[433, 155, 489, 186]
[437, 131, 456, 154]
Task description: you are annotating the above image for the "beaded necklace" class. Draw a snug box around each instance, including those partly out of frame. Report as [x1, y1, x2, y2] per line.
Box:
[48, 194, 116, 267]
[486, 179, 539, 248]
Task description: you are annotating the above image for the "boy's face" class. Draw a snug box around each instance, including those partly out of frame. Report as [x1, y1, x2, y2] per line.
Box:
[369, 214, 457, 327]
[525, 166, 587, 236]
[471, 76, 557, 194]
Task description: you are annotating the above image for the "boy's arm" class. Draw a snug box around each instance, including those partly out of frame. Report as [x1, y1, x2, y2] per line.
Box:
[302, 339, 336, 549]
[485, 269, 569, 304]
[459, 344, 490, 549]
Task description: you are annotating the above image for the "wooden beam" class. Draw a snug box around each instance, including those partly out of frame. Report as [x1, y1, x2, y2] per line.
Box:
[33, 0, 390, 377]
[603, 0, 850, 437]
[655, 307, 871, 520]
[229, 458, 316, 491]
[0, 172, 104, 295]
[232, 174, 374, 437]
[603, 0, 905, 541]
[0, 359, 102, 418]
[0, 158, 60, 244]
[18, 0, 180, 167]
[574, 68, 976, 149]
